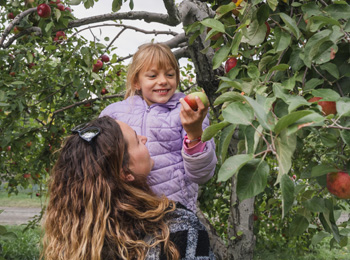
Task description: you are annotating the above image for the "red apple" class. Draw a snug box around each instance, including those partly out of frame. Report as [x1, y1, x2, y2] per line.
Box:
[37, 3, 51, 18]
[206, 28, 223, 41]
[23, 173, 31, 179]
[225, 57, 238, 73]
[308, 97, 337, 116]
[93, 60, 103, 72]
[184, 91, 209, 111]
[9, 72, 15, 77]
[36, 192, 41, 197]
[265, 21, 270, 38]
[64, 7, 72, 12]
[28, 63, 36, 69]
[101, 88, 108, 95]
[84, 102, 92, 108]
[26, 141, 32, 148]
[327, 172, 350, 199]
[253, 214, 258, 221]
[8, 13, 15, 19]
[54, 31, 67, 43]
[101, 54, 110, 62]
[7, 146, 11, 151]
[13, 27, 20, 34]
[56, 3, 65, 11]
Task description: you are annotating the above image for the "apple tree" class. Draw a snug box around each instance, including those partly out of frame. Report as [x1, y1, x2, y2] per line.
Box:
[1, 0, 350, 259]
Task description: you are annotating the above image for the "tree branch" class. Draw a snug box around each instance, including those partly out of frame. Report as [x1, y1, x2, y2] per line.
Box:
[68, 10, 181, 29]
[0, 7, 37, 48]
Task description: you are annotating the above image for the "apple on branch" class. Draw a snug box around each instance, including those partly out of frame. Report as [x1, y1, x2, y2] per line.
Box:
[7, 13, 15, 20]
[184, 91, 209, 111]
[225, 57, 238, 73]
[308, 96, 337, 116]
[327, 172, 350, 199]
[206, 27, 223, 41]
[56, 3, 65, 11]
[93, 60, 103, 72]
[37, 3, 51, 18]
[101, 54, 110, 63]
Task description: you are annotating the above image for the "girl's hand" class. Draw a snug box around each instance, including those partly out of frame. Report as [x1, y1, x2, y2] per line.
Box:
[179, 96, 208, 141]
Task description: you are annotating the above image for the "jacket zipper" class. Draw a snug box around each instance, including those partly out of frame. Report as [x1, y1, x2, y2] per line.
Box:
[142, 105, 151, 136]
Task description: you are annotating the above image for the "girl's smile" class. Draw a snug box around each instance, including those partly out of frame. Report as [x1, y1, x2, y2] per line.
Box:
[135, 65, 177, 106]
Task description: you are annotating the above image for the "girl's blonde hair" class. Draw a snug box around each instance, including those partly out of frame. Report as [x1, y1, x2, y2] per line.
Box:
[42, 116, 179, 260]
[125, 42, 180, 98]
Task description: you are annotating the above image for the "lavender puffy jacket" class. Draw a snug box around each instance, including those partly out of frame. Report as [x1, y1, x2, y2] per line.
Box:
[99, 92, 217, 212]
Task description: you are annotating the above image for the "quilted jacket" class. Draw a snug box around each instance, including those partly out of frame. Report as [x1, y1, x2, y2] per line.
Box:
[99, 92, 217, 212]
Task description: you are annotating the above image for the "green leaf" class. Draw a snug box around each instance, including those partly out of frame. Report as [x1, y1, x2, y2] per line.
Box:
[112, 0, 123, 12]
[340, 130, 350, 146]
[311, 165, 339, 178]
[320, 133, 338, 148]
[68, 0, 82, 5]
[303, 197, 327, 212]
[237, 159, 269, 201]
[311, 231, 330, 245]
[303, 29, 332, 68]
[217, 154, 254, 182]
[129, 0, 134, 10]
[212, 45, 231, 69]
[279, 13, 301, 39]
[324, 3, 350, 20]
[281, 174, 295, 218]
[214, 2, 235, 19]
[274, 27, 291, 52]
[311, 89, 340, 101]
[201, 18, 226, 33]
[269, 64, 289, 72]
[218, 124, 236, 164]
[274, 110, 313, 135]
[275, 131, 296, 182]
[336, 99, 350, 117]
[222, 102, 255, 125]
[319, 63, 339, 79]
[247, 64, 260, 79]
[214, 91, 245, 105]
[289, 215, 309, 236]
[202, 121, 230, 142]
[304, 78, 324, 91]
[244, 96, 273, 130]
[231, 31, 243, 56]
[267, 0, 278, 11]
[241, 20, 267, 46]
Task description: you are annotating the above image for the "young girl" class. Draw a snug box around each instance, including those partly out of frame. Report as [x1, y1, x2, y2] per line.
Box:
[42, 116, 216, 259]
[100, 43, 217, 212]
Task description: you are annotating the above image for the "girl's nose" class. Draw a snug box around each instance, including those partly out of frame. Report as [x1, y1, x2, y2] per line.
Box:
[158, 74, 167, 84]
[139, 135, 147, 144]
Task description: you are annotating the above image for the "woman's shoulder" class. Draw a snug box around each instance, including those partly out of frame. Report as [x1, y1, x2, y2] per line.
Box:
[166, 203, 215, 259]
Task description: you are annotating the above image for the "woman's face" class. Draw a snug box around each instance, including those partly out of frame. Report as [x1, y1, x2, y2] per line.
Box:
[117, 121, 154, 180]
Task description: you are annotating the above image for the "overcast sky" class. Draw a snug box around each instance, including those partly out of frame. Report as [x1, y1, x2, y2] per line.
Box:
[71, 0, 184, 65]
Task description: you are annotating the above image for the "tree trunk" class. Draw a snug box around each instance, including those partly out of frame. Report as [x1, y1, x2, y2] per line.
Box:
[179, 1, 256, 259]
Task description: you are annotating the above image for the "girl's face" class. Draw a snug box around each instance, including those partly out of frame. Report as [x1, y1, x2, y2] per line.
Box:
[135, 64, 177, 106]
[117, 121, 154, 181]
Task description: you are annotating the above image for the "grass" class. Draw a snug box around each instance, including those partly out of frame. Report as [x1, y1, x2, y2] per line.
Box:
[0, 225, 41, 260]
[0, 185, 45, 208]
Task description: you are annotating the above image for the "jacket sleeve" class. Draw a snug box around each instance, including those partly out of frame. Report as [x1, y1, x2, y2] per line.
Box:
[181, 115, 217, 185]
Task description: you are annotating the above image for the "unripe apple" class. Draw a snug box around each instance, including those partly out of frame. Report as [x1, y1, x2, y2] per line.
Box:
[37, 4, 51, 18]
[327, 172, 350, 199]
[225, 57, 237, 73]
[308, 97, 337, 116]
[101, 54, 110, 62]
[184, 91, 209, 111]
